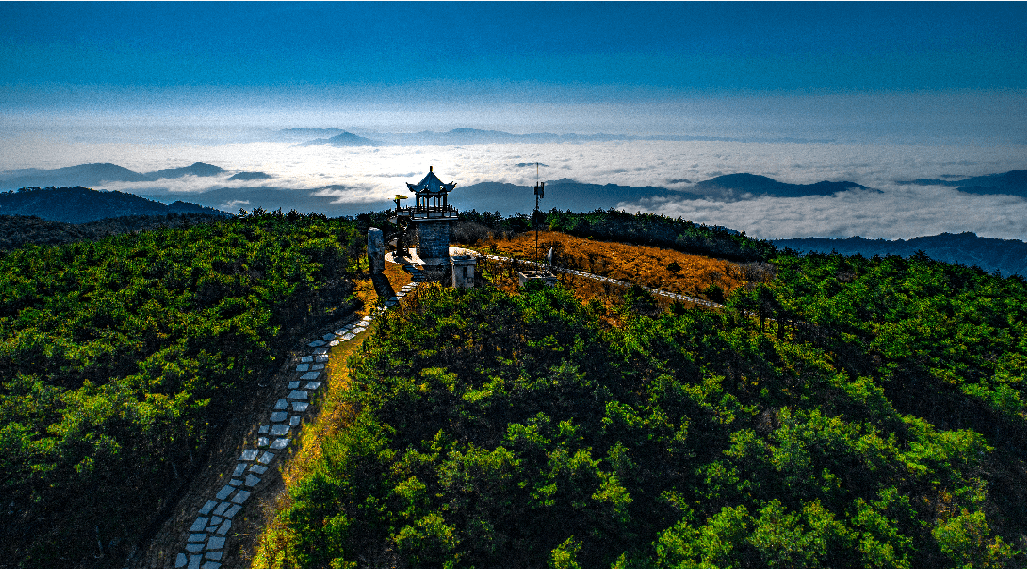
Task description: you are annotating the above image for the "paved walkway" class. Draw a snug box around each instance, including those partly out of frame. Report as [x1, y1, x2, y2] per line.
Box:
[171, 282, 418, 569]
[482, 254, 724, 309]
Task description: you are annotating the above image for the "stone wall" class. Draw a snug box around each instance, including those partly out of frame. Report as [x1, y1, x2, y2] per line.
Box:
[413, 219, 451, 259]
[367, 227, 385, 273]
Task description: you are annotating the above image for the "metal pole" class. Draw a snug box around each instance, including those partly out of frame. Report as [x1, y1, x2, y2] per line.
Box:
[530, 162, 546, 265]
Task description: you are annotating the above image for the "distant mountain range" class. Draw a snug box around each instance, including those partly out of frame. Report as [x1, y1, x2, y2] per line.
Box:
[0, 162, 230, 190]
[298, 128, 636, 147]
[0, 186, 226, 223]
[290, 127, 834, 147]
[302, 131, 379, 147]
[691, 173, 868, 200]
[458, 173, 874, 214]
[774, 232, 1027, 277]
[0, 158, 879, 215]
[896, 170, 1027, 198]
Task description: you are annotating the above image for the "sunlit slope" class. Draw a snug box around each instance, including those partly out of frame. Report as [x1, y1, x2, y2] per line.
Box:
[470, 230, 756, 301]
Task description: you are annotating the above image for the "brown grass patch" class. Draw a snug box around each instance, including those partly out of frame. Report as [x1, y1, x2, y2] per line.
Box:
[469, 231, 749, 301]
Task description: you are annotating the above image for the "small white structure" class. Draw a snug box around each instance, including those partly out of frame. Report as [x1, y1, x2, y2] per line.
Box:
[450, 249, 478, 289]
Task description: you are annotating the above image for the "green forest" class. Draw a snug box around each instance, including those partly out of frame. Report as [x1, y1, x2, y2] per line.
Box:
[261, 242, 1026, 567]
[0, 210, 363, 567]
[1, 206, 1025, 568]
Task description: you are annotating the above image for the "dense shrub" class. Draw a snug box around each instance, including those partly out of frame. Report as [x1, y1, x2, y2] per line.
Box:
[0, 211, 363, 568]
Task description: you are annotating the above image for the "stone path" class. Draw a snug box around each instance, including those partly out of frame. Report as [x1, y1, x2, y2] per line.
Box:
[171, 282, 419, 569]
[482, 254, 724, 308]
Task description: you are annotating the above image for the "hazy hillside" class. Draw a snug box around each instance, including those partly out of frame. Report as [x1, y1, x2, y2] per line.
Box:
[693, 173, 867, 199]
[897, 170, 1027, 198]
[0, 186, 226, 223]
[228, 171, 274, 180]
[774, 231, 1027, 277]
[301, 130, 379, 146]
[0, 162, 225, 189]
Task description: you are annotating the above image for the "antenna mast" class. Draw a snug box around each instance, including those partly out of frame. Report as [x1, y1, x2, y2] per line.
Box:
[533, 161, 545, 263]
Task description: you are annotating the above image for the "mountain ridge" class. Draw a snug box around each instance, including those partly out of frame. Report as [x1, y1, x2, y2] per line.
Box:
[0, 186, 227, 223]
[283, 127, 835, 146]
[896, 170, 1027, 198]
[301, 131, 379, 147]
[0, 162, 226, 189]
[694, 173, 866, 198]
[774, 231, 1027, 276]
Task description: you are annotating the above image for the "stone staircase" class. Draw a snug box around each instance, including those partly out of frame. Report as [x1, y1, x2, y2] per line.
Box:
[402, 263, 432, 282]
[168, 282, 422, 569]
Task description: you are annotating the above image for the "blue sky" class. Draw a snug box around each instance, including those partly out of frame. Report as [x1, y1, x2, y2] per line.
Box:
[3, 2, 1025, 119]
[3, 2, 1027, 241]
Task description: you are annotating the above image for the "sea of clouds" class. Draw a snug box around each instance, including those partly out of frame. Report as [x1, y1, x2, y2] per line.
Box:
[2, 128, 1025, 241]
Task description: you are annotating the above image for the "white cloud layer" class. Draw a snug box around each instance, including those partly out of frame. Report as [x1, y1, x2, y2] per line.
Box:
[620, 187, 1027, 241]
[2, 133, 1025, 240]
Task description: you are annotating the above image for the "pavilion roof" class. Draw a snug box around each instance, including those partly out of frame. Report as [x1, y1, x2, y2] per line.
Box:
[407, 168, 457, 195]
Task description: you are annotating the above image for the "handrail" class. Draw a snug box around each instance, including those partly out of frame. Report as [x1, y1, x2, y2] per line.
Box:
[397, 205, 459, 219]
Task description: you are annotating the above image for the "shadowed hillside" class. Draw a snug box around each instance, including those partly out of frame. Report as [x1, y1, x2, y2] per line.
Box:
[0, 213, 229, 252]
[0, 186, 226, 223]
[0, 211, 364, 568]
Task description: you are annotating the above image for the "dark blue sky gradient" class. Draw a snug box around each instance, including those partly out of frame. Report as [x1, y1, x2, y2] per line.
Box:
[2, 2, 1025, 95]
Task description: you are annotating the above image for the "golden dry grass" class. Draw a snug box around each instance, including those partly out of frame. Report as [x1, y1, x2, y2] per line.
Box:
[470, 231, 747, 303]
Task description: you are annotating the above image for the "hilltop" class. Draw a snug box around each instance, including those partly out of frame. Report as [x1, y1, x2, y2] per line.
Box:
[251, 213, 1027, 568]
[0, 207, 1024, 569]
[301, 131, 379, 147]
[693, 173, 868, 199]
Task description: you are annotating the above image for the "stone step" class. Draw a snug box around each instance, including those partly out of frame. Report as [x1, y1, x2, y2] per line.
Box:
[174, 265, 416, 564]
